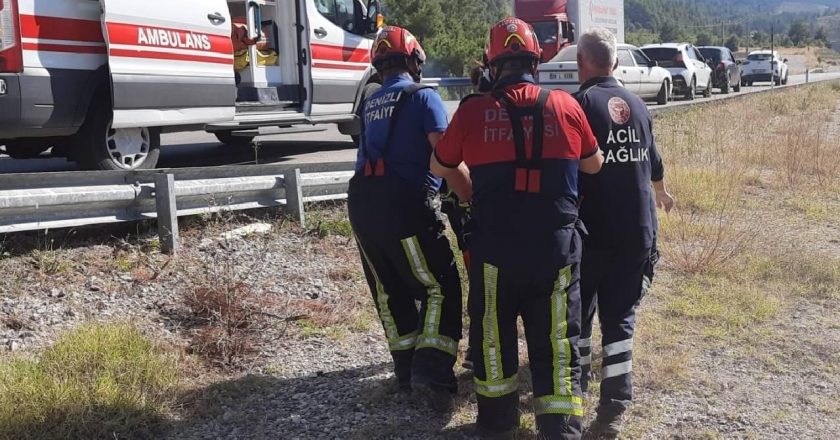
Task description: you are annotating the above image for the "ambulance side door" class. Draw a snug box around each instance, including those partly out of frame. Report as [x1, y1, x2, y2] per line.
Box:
[304, 0, 374, 116]
[99, 0, 236, 128]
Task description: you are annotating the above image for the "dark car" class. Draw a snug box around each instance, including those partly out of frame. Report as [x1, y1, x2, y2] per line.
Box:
[698, 46, 742, 94]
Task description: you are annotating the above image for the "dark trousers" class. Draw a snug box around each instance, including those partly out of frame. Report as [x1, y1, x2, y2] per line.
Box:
[579, 247, 650, 415]
[348, 176, 463, 391]
[469, 229, 584, 440]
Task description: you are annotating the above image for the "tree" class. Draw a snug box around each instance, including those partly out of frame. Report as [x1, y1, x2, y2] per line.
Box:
[725, 35, 740, 52]
[659, 20, 680, 43]
[788, 20, 810, 46]
[696, 32, 714, 46]
[814, 27, 830, 47]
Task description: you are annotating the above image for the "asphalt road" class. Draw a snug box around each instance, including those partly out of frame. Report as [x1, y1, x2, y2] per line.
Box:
[2, 71, 839, 175]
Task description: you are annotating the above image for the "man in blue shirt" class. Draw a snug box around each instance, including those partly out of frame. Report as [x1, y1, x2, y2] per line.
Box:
[572, 28, 674, 439]
[347, 26, 471, 413]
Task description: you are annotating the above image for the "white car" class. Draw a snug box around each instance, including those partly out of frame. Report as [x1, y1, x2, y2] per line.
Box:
[741, 50, 789, 86]
[641, 43, 713, 100]
[537, 44, 673, 104]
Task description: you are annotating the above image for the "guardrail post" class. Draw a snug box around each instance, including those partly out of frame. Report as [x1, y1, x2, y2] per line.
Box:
[154, 173, 180, 255]
[284, 168, 305, 227]
[806, 69, 810, 84]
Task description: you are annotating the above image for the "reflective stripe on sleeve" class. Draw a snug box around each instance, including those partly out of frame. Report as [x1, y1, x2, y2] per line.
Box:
[551, 265, 573, 396]
[534, 394, 584, 417]
[580, 354, 592, 366]
[483, 264, 504, 381]
[602, 360, 633, 379]
[603, 338, 634, 357]
[578, 337, 592, 349]
[474, 373, 519, 398]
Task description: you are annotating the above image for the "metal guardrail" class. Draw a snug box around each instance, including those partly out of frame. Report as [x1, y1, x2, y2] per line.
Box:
[0, 162, 356, 252]
[2, 74, 839, 247]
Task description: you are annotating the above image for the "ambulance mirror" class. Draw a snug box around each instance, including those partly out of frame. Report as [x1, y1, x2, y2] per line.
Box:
[366, 1, 382, 35]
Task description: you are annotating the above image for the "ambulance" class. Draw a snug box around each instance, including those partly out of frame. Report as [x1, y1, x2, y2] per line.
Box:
[0, 0, 382, 170]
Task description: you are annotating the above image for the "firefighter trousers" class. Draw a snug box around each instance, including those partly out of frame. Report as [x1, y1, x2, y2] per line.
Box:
[468, 229, 584, 439]
[348, 177, 463, 392]
[579, 247, 651, 415]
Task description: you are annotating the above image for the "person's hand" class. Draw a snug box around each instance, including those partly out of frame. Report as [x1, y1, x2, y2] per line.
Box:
[656, 189, 675, 213]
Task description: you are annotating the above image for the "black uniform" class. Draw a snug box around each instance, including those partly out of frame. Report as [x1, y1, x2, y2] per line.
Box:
[573, 77, 664, 417]
[436, 74, 601, 439]
[348, 75, 463, 393]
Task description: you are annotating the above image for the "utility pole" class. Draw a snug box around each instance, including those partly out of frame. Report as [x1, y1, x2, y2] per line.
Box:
[770, 23, 775, 89]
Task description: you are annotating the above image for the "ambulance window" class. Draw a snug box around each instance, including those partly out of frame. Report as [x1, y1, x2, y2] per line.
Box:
[316, 0, 357, 33]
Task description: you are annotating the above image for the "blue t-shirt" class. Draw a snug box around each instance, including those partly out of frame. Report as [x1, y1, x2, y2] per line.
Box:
[355, 73, 449, 193]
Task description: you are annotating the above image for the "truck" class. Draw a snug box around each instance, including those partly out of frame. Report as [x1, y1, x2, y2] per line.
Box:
[513, 0, 625, 63]
[0, 0, 383, 170]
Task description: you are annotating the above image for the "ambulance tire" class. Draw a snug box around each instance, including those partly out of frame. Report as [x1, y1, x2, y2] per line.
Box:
[352, 82, 382, 147]
[75, 97, 160, 171]
[214, 131, 256, 148]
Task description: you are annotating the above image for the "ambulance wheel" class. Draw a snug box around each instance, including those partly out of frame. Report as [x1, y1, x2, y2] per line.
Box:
[3, 141, 50, 159]
[214, 131, 255, 148]
[75, 98, 160, 171]
[656, 80, 670, 105]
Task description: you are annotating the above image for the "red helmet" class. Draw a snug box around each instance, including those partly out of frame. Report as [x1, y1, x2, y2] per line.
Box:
[371, 26, 427, 68]
[486, 17, 542, 66]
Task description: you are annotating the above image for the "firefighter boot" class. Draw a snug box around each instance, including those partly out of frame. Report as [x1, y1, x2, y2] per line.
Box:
[584, 402, 626, 439]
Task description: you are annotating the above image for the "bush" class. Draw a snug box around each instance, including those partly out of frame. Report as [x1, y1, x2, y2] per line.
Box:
[0, 324, 179, 440]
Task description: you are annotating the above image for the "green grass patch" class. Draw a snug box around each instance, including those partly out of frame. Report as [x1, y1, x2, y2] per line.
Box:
[0, 324, 180, 440]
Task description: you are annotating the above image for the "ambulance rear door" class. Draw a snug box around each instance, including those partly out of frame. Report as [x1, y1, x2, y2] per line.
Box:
[304, 0, 376, 116]
[99, 0, 236, 128]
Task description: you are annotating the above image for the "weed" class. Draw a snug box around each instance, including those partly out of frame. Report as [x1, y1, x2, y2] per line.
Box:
[0, 324, 179, 440]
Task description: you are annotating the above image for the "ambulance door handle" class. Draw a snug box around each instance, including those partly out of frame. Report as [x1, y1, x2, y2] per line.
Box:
[207, 12, 226, 25]
[314, 27, 328, 38]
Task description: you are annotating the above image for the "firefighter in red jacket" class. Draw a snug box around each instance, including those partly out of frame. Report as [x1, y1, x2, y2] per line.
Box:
[432, 18, 604, 440]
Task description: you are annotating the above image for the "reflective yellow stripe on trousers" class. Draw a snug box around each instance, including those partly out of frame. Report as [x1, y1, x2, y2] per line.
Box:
[476, 263, 517, 397]
[358, 241, 416, 352]
[401, 236, 458, 356]
[534, 265, 582, 416]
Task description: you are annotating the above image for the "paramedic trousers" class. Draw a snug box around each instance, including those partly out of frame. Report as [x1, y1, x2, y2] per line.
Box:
[469, 228, 584, 439]
[348, 176, 463, 392]
[578, 247, 651, 415]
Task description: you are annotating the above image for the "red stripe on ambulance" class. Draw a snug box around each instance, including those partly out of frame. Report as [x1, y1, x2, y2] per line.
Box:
[313, 62, 368, 71]
[21, 43, 106, 55]
[106, 22, 232, 55]
[311, 43, 370, 63]
[19, 15, 104, 43]
[109, 48, 233, 65]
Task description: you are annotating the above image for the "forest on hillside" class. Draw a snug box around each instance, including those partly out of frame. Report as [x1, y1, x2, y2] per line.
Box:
[381, 0, 838, 76]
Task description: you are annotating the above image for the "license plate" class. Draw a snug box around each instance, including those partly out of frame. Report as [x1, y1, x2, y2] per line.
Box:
[546, 72, 575, 80]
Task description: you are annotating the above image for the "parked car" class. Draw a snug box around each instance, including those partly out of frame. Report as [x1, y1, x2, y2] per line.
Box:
[698, 46, 742, 94]
[537, 44, 673, 104]
[741, 50, 789, 86]
[641, 43, 713, 100]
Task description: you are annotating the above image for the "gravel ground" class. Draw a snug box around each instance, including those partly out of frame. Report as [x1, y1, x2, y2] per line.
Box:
[2, 103, 839, 439]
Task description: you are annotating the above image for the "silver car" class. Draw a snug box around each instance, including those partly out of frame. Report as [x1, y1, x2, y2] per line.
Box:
[537, 44, 674, 105]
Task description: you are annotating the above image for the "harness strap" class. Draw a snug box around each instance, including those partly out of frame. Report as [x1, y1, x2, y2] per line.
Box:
[361, 83, 435, 177]
[492, 88, 551, 193]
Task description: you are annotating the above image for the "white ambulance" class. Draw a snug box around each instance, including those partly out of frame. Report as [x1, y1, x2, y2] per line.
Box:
[0, 0, 382, 170]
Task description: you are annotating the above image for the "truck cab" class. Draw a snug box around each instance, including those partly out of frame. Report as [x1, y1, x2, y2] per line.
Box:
[0, 0, 382, 170]
[514, 0, 574, 62]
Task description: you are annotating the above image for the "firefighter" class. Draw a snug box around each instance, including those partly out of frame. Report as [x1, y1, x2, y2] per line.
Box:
[572, 28, 675, 439]
[432, 18, 604, 439]
[347, 26, 471, 412]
